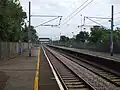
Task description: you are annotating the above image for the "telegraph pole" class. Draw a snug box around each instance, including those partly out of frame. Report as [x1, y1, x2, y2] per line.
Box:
[28, 1, 31, 56]
[110, 5, 114, 56]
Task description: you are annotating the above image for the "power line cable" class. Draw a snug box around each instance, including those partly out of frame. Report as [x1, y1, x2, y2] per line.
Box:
[62, 0, 89, 23]
[106, 11, 120, 18]
[101, 15, 120, 25]
[85, 16, 111, 19]
[85, 17, 107, 28]
[90, 11, 120, 25]
[114, 24, 120, 27]
[31, 15, 62, 17]
[35, 17, 59, 28]
[61, 0, 94, 26]
[114, 12, 120, 16]
[114, 17, 120, 19]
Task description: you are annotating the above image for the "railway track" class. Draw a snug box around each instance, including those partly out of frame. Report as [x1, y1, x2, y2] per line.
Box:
[57, 50, 120, 87]
[43, 47, 94, 90]
[43, 46, 120, 90]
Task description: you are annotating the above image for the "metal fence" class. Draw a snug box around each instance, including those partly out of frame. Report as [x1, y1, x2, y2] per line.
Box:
[53, 41, 120, 53]
[0, 42, 28, 59]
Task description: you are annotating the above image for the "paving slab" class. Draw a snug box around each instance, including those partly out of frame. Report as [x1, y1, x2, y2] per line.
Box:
[0, 48, 38, 90]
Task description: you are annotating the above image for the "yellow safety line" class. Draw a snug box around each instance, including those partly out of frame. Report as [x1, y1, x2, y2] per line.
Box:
[34, 48, 40, 90]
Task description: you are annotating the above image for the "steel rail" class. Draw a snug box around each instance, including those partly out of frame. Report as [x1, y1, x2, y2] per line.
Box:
[57, 49, 120, 87]
[44, 46, 96, 90]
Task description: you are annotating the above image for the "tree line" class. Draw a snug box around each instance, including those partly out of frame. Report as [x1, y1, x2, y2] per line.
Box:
[0, 0, 38, 43]
[60, 26, 120, 43]
[59, 26, 120, 52]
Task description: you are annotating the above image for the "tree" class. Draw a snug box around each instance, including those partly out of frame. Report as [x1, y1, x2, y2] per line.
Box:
[89, 26, 110, 43]
[30, 26, 39, 43]
[22, 24, 29, 42]
[75, 31, 89, 43]
[113, 27, 120, 42]
[60, 35, 69, 42]
[0, 0, 27, 41]
[22, 25, 39, 43]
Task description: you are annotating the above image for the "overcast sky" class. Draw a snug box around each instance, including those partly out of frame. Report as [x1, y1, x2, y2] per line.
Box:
[20, 0, 120, 40]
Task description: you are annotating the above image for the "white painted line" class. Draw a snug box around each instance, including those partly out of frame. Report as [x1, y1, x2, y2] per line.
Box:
[42, 47, 64, 90]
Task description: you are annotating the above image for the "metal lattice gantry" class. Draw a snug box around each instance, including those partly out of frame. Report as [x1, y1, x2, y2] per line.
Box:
[77, 6, 114, 56]
[28, 1, 62, 56]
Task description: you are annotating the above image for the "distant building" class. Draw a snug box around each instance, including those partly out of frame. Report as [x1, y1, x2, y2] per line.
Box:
[93, 25, 100, 29]
[39, 38, 52, 44]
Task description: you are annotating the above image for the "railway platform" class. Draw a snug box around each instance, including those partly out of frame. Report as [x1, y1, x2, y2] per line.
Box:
[0, 48, 38, 90]
[52, 45, 120, 62]
[0, 47, 59, 90]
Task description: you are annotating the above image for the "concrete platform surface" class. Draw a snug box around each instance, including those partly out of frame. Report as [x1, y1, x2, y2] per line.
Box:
[0, 48, 38, 90]
[54, 45, 120, 62]
[39, 47, 59, 90]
